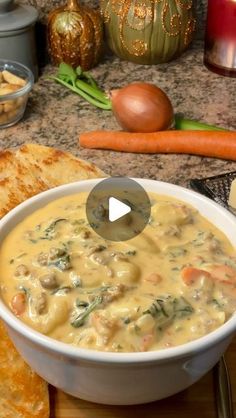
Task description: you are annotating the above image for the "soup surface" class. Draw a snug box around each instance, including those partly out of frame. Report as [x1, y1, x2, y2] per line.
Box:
[1, 192, 236, 352]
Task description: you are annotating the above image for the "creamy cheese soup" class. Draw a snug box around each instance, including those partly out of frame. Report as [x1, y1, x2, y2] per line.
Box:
[1, 192, 236, 353]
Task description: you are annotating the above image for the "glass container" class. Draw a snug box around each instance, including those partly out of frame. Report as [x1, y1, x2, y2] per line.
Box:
[204, 0, 236, 77]
[0, 60, 34, 128]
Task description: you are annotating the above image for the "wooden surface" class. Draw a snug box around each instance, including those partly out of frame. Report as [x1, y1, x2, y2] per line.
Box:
[49, 336, 236, 418]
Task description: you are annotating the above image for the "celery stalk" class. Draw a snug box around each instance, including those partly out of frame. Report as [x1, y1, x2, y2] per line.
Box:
[174, 115, 228, 131]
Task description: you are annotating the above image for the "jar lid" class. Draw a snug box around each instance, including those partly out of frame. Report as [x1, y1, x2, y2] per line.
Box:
[0, 0, 38, 32]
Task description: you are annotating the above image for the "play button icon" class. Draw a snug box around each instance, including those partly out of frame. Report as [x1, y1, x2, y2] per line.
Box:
[109, 197, 131, 222]
[86, 177, 151, 241]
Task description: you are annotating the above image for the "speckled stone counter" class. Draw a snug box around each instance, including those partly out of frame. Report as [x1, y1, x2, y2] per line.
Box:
[0, 41, 236, 187]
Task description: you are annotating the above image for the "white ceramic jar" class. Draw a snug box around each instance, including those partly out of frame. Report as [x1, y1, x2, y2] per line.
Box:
[0, 0, 38, 79]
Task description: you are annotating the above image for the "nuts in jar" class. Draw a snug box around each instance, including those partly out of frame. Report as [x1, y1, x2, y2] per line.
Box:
[0, 70, 27, 126]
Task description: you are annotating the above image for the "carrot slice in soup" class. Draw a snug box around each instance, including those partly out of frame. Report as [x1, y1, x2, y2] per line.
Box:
[181, 267, 211, 286]
[211, 265, 236, 285]
[11, 293, 26, 316]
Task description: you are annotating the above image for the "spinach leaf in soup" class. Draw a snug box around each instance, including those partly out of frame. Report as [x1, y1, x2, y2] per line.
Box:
[40, 218, 67, 240]
[143, 295, 193, 327]
[71, 295, 103, 328]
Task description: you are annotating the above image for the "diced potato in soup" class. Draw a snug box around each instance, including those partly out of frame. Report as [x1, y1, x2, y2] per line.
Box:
[1, 192, 236, 353]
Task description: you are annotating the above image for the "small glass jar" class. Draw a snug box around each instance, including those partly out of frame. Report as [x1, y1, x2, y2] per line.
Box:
[204, 0, 236, 77]
[0, 60, 34, 128]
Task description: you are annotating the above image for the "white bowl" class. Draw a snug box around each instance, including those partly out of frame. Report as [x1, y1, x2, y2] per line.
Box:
[0, 178, 236, 405]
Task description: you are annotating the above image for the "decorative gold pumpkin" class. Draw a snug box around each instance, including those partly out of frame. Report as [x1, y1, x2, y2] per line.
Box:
[100, 0, 196, 64]
[47, 0, 103, 70]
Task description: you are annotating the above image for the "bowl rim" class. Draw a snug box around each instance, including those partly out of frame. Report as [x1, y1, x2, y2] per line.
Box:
[0, 59, 34, 100]
[0, 177, 236, 364]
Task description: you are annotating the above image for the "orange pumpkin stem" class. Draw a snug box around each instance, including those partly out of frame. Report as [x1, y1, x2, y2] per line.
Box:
[67, 0, 80, 11]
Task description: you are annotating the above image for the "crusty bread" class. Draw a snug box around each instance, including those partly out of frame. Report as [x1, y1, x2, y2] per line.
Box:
[0, 149, 48, 218]
[0, 143, 105, 218]
[0, 143, 106, 417]
[0, 321, 50, 418]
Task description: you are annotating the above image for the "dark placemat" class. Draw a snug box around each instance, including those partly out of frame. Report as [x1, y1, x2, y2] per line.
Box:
[190, 171, 236, 213]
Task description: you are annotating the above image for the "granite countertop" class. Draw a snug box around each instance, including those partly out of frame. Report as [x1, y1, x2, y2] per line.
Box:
[0, 41, 236, 187]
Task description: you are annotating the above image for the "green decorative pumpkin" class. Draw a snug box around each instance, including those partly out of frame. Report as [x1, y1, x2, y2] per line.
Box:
[100, 0, 196, 64]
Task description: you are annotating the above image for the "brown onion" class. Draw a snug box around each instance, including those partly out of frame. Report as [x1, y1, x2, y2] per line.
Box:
[111, 82, 174, 133]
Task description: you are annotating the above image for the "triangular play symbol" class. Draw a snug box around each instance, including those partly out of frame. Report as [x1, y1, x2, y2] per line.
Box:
[108, 197, 131, 222]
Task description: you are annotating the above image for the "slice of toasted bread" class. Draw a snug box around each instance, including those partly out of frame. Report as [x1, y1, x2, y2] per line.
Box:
[0, 321, 50, 418]
[15, 143, 105, 186]
[0, 143, 105, 218]
[0, 143, 106, 417]
[0, 149, 49, 218]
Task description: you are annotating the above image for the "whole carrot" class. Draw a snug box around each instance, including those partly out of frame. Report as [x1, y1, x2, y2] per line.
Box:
[79, 130, 236, 161]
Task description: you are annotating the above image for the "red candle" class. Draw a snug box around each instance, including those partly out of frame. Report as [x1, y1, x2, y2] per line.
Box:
[204, 0, 236, 77]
